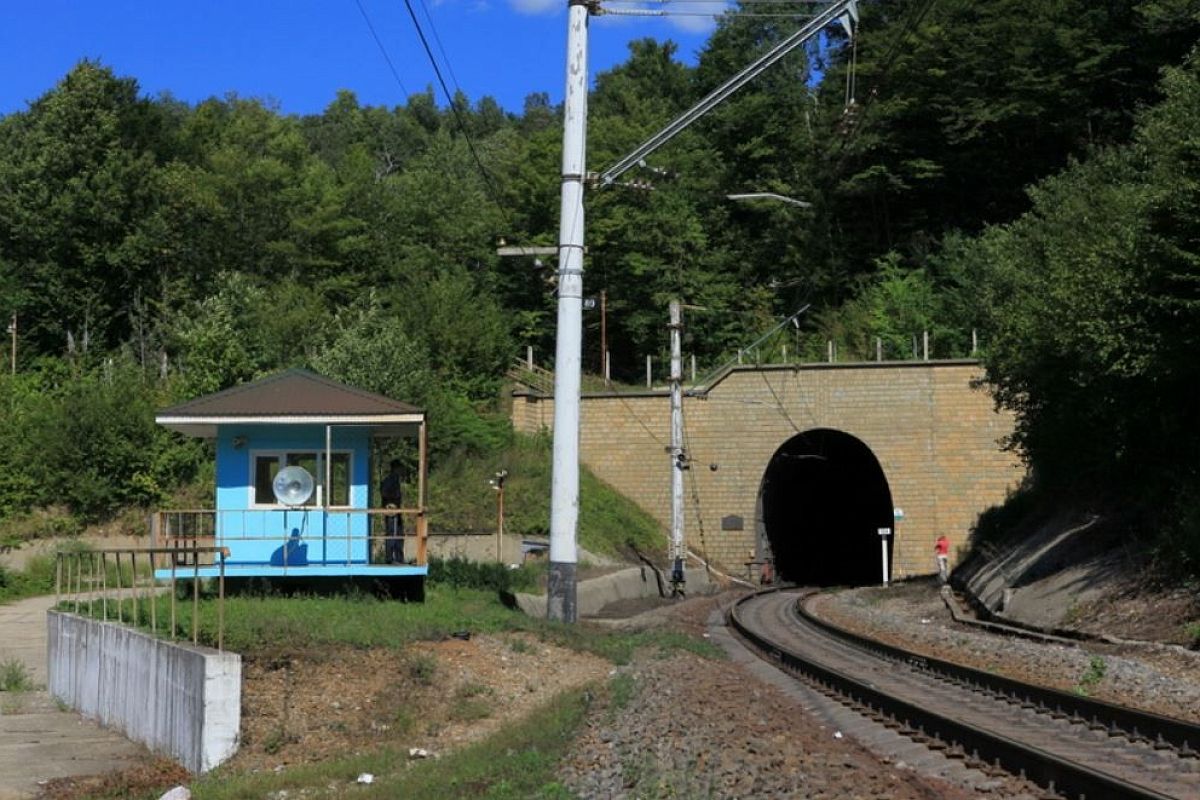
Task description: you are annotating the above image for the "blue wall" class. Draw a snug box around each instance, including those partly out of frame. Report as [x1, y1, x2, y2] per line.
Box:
[212, 425, 373, 565]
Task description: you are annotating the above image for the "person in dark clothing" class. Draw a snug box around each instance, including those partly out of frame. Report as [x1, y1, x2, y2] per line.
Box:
[380, 459, 405, 564]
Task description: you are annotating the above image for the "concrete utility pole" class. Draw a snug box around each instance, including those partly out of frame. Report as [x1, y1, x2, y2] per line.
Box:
[547, 0, 591, 622]
[669, 300, 686, 593]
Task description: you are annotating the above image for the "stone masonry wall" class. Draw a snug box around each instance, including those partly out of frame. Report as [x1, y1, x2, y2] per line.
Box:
[511, 361, 1023, 579]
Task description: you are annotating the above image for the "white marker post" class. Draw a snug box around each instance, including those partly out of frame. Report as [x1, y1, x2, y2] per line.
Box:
[878, 527, 891, 587]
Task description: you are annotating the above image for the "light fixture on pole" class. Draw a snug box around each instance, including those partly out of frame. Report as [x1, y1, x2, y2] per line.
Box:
[489, 469, 508, 564]
[726, 192, 812, 208]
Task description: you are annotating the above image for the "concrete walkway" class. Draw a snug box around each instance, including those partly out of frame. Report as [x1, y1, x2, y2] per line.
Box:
[0, 596, 146, 800]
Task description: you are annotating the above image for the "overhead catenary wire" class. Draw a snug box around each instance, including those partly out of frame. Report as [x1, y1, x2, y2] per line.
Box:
[415, 0, 466, 99]
[600, 7, 832, 17]
[830, 0, 946, 161]
[353, 0, 413, 99]
[397, 0, 515, 227]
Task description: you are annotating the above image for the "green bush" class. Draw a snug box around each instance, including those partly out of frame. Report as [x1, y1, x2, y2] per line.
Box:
[0, 554, 60, 604]
[427, 556, 538, 594]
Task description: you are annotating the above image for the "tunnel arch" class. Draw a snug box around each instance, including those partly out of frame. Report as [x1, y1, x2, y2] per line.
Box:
[756, 428, 894, 586]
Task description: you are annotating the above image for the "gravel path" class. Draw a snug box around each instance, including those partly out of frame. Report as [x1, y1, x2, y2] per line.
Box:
[560, 595, 1011, 799]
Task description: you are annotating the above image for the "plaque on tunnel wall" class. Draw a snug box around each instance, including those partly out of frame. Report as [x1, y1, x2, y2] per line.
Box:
[721, 515, 744, 531]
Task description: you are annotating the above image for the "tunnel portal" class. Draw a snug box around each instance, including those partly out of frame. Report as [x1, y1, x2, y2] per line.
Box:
[758, 428, 894, 586]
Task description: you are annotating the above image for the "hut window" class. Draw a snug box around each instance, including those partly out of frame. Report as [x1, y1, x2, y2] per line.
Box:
[252, 451, 352, 507]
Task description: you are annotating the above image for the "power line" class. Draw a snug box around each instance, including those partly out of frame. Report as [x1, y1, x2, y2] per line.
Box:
[353, 0, 413, 99]
[415, 0, 466, 103]
[397, 0, 515, 226]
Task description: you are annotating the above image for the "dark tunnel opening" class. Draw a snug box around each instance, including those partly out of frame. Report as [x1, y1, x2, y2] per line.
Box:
[758, 428, 894, 586]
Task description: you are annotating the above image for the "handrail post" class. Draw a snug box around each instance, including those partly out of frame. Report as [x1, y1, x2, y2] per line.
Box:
[101, 552, 108, 621]
[130, 551, 139, 626]
[73, 552, 80, 614]
[150, 551, 157, 635]
[55, 552, 61, 609]
[169, 559, 176, 641]
[115, 552, 123, 623]
[192, 559, 199, 645]
[218, 549, 226, 652]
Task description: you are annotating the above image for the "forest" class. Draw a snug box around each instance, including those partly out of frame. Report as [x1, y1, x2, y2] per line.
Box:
[1, 0, 1198, 573]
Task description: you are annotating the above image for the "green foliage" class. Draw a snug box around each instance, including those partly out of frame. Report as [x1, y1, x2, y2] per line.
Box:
[191, 688, 591, 800]
[427, 556, 539, 594]
[2, 10, 1199, 576]
[406, 652, 438, 687]
[428, 434, 664, 558]
[0, 659, 34, 692]
[449, 682, 495, 722]
[0, 555, 60, 605]
[0, 363, 206, 523]
[1074, 656, 1109, 696]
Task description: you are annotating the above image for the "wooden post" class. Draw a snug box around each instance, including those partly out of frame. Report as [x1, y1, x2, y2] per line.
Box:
[599, 289, 607, 377]
[496, 483, 505, 564]
[417, 419, 428, 566]
[923, 330, 929, 360]
[646, 355, 652, 388]
[876, 337, 882, 362]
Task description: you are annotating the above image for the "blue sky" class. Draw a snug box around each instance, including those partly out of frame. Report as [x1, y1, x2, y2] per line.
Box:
[0, 0, 731, 116]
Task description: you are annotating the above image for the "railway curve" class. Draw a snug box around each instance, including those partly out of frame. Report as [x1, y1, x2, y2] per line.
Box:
[729, 588, 1200, 800]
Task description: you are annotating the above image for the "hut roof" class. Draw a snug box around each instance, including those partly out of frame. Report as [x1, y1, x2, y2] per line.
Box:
[156, 369, 424, 438]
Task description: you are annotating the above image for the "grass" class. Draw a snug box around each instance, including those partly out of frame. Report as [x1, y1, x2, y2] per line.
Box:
[190, 687, 593, 800]
[0, 658, 34, 692]
[59, 581, 722, 800]
[1074, 655, 1108, 696]
[0, 552, 72, 605]
[70, 583, 725, 669]
[428, 434, 665, 559]
[449, 683, 495, 722]
[1184, 621, 1200, 647]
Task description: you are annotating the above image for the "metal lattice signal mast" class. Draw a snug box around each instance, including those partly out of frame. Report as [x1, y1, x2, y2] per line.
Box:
[598, 0, 858, 187]
[669, 300, 686, 593]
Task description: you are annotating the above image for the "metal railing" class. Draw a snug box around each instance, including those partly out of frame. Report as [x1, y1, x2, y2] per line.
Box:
[151, 508, 430, 567]
[56, 546, 229, 651]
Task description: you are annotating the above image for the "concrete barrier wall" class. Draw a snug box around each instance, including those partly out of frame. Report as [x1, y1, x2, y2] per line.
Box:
[47, 611, 240, 773]
[514, 565, 715, 617]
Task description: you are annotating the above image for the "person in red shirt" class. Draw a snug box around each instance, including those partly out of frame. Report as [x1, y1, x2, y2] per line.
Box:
[934, 535, 950, 584]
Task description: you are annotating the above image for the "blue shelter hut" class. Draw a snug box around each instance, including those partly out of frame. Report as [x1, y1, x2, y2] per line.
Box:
[152, 369, 428, 592]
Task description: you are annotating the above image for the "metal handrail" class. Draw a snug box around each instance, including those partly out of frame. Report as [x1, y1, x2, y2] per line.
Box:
[56, 546, 230, 651]
[152, 508, 432, 567]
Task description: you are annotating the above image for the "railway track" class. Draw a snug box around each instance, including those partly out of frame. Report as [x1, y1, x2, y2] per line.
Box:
[729, 589, 1200, 800]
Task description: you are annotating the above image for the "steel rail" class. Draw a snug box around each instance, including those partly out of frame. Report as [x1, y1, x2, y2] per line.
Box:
[728, 589, 1183, 800]
[795, 593, 1200, 753]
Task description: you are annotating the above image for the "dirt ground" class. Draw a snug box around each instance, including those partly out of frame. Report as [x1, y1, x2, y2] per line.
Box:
[235, 632, 610, 772]
[37, 578, 1197, 799]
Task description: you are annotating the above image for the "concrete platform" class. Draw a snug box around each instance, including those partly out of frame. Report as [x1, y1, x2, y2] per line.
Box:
[0, 596, 146, 799]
